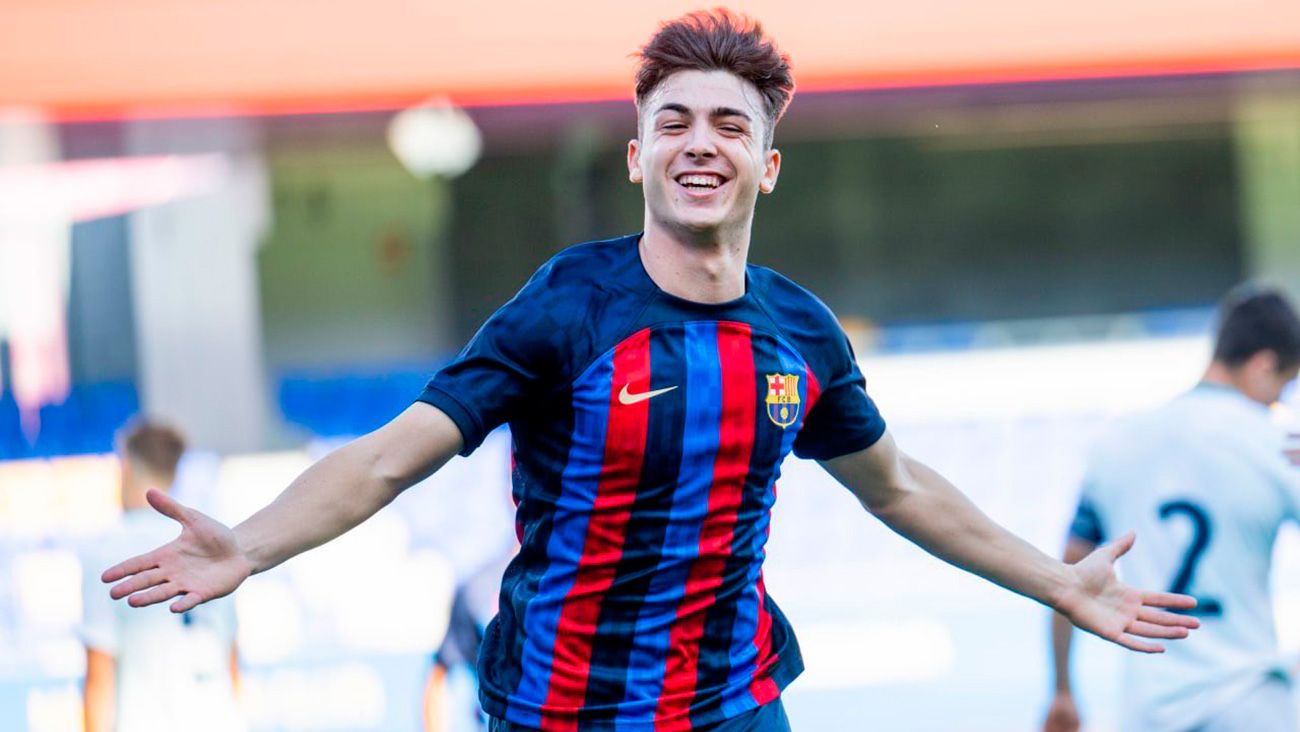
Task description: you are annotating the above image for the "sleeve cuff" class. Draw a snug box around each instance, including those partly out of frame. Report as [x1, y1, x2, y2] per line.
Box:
[794, 415, 887, 461]
[417, 385, 485, 456]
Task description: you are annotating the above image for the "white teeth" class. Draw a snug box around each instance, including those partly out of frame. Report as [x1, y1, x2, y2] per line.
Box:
[677, 174, 721, 189]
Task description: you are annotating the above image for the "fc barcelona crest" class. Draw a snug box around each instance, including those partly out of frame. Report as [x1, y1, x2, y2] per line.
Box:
[765, 374, 801, 428]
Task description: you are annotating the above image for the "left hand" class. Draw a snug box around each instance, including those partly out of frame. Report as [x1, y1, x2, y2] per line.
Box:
[1053, 532, 1199, 652]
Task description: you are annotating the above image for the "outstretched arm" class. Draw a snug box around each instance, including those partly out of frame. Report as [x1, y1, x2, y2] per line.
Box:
[1042, 537, 1096, 732]
[103, 402, 464, 612]
[820, 430, 1198, 652]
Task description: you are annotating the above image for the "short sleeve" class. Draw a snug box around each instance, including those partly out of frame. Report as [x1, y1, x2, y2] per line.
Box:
[1068, 490, 1106, 545]
[792, 334, 887, 461]
[79, 546, 118, 654]
[418, 263, 571, 455]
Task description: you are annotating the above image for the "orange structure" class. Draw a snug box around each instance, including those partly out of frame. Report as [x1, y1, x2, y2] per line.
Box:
[3, 0, 1299, 119]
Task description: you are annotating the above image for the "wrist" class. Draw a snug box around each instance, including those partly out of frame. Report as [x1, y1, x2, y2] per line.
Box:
[1046, 561, 1081, 614]
[231, 523, 266, 576]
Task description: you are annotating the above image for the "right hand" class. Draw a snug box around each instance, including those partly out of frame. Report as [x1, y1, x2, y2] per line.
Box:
[102, 489, 252, 613]
[1042, 691, 1080, 732]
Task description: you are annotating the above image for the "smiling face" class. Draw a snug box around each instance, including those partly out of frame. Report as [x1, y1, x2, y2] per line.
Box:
[627, 69, 781, 244]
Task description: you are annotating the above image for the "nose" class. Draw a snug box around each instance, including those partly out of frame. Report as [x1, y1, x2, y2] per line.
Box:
[684, 124, 716, 160]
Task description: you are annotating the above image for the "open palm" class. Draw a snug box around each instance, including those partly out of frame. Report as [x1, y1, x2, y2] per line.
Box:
[102, 489, 252, 613]
[1056, 532, 1198, 652]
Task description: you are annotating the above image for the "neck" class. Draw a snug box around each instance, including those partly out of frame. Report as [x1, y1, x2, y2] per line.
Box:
[122, 480, 168, 511]
[639, 217, 750, 304]
[1201, 361, 1259, 404]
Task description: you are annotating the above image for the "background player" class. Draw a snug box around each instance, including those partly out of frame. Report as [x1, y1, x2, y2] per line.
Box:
[1043, 284, 1300, 732]
[102, 11, 1198, 731]
[81, 420, 245, 732]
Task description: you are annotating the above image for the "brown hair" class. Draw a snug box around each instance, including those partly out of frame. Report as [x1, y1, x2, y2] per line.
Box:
[635, 9, 794, 146]
[119, 419, 186, 484]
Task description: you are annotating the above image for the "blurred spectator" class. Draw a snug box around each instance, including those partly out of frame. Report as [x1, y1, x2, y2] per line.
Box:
[423, 548, 514, 732]
[80, 419, 245, 732]
[1045, 284, 1300, 732]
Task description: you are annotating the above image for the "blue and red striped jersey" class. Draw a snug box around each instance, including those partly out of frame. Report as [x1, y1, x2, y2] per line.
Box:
[419, 234, 886, 731]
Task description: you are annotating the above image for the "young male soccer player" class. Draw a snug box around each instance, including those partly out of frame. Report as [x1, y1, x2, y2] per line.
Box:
[1043, 285, 1300, 732]
[82, 421, 245, 732]
[104, 11, 1198, 731]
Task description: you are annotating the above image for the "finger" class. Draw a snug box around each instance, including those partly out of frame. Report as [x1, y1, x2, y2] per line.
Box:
[1137, 606, 1201, 629]
[1126, 620, 1189, 640]
[170, 592, 205, 614]
[127, 582, 183, 608]
[101, 552, 160, 583]
[1113, 634, 1165, 653]
[1101, 531, 1136, 561]
[109, 568, 169, 600]
[1142, 591, 1197, 610]
[146, 488, 191, 526]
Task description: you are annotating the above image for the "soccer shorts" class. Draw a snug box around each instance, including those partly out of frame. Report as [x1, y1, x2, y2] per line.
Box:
[488, 698, 793, 732]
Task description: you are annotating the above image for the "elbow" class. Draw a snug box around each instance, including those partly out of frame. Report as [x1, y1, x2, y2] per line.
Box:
[341, 437, 410, 505]
[860, 485, 903, 518]
[858, 475, 911, 518]
[858, 455, 922, 519]
[370, 451, 413, 499]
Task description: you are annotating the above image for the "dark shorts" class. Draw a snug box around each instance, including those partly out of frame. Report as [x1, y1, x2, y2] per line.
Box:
[487, 699, 792, 732]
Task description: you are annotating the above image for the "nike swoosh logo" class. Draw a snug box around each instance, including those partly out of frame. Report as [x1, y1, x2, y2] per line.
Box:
[618, 384, 678, 405]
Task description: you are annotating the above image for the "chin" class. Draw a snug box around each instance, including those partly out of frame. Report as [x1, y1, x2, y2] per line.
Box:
[672, 206, 733, 232]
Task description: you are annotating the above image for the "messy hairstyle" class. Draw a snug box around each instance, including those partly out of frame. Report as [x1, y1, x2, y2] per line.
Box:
[1213, 283, 1300, 370]
[635, 9, 794, 146]
[119, 419, 186, 484]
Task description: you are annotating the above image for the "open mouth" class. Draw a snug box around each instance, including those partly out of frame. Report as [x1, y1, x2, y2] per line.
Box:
[674, 172, 726, 192]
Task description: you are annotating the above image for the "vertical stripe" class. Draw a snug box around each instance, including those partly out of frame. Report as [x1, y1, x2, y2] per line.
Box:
[751, 354, 820, 704]
[613, 322, 720, 728]
[721, 338, 808, 715]
[540, 329, 653, 731]
[656, 323, 756, 730]
[507, 356, 616, 728]
[584, 326, 684, 726]
[803, 367, 822, 418]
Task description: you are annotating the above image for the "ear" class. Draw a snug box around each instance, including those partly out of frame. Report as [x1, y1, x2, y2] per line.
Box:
[627, 139, 643, 184]
[1250, 349, 1280, 375]
[758, 147, 781, 194]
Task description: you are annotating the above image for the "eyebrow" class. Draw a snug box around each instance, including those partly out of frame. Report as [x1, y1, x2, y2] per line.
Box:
[655, 103, 752, 123]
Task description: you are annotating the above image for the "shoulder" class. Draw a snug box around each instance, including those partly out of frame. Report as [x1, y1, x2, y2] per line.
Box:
[525, 234, 644, 292]
[492, 235, 644, 327]
[747, 263, 850, 362]
[748, 264, 833, 313]
[747, 263, 842, 333]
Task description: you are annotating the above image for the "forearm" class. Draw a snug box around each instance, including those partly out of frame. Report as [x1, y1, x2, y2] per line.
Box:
[864, 456, 1073, 609]
[235, 432, 422, 574]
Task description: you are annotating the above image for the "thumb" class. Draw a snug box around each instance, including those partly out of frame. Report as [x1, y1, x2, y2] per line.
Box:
[145, 488, 191, 526]
[1101, 531, 1136, 562]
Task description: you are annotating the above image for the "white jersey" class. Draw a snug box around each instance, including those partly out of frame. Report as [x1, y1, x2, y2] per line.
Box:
[80, 509, 246, 732]
[1070, 383, 1300, 731]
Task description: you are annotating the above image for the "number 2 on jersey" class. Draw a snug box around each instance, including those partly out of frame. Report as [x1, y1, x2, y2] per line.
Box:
[1157, 500, 1223, 617]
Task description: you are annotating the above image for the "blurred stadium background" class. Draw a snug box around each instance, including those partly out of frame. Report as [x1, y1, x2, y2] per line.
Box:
[2, 1, 1300, 730]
